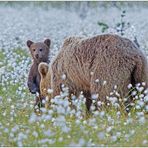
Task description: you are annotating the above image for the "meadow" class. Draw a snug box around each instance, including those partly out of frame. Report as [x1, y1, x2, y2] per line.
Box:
[0, 2, 148, 146]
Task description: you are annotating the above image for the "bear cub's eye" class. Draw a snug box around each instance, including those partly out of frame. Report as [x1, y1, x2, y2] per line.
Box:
[33, 49, 36, 52]
[40, 49, 43, 52]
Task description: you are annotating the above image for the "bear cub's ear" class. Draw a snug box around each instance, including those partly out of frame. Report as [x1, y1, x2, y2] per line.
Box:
[27, 40, 34, 48]
[44, 39, 51, 48]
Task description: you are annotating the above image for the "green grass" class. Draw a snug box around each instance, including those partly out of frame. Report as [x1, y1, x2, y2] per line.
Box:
[0, 86, 148, 146]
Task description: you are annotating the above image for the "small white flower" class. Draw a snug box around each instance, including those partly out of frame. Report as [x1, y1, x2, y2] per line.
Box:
[116, 132, 121, 137]
[36, 108, 40, 113]
[107, 102, 110, 106]
[92, 100, 96, 103]
[61, 84, 65, 88]
[106, 126, 112, 133]
[45, 96, 49, 102]
[114, 85, 117, 89]
[139, 116, 145, 124]
[117, 111, 121, 117]
[139, 94, 144, 98]
[137, 100, 144, 107]
[83, 120, 87, 124]
[90, 105, 96, 111]
[131, 91, 137, 96]
[47, 88, 53, 94]
[145, 105, 148, 112]
[78, 138, 85, 146]
[111, 135, 117, 142]
[144, 89, 148, 95]
[34, 105, 38, 109]
[62, 126, 70, 133]
[99, 111, 105, 118]
[40, 124, 45, 129]
[75, 119, 80, 125]
[137, 87, 144, 92]
[123, 98, 128, 102]
[127, 84, 132, 89]
[71, 95, 76, 100]
[136, 105, 141, 110]
[135, 95, 139, 99]
[98, 132, 105, 140]
[115, 91, 120, 97]
[40, 108, 47, 113]
[44, 129, 52, 136]
[11, 105, 15, 109]
[36, 92, 39, 97]
[103, 80, 107, 86]
[58, 137, 63, 142]
[42, 99, 46, 104]
[95, 79, 99, 83]
[90, 72, 94, 76]
[143, 140, 148, 145]
[94, 110, 99, 116]
[142, 82, 146, 86]
[136, 83, 141, 87]
[108, 97, 118, 104]
[110, 92, 114, 96]
[61, 74, 66, 80]
[91, 94, 99, 100]
[7, 98, 12, 102]
[97, 101, 102, 106]
[32, 131, 38, 138]
[3, 112, 6, 116]
[18, 86, 22, 91]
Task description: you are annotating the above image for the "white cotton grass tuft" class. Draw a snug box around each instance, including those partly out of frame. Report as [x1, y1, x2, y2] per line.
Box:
[95, 79, 99, 83]
[97, 132, 105, 140]
[61, 74, 66, 80]
[127, 84, 132, 89]
[47, 88, 53, 94]
[114, 85, 117, 89]
[36, 92, 39, 97]
[103, 80, 107, 86]
[131, 91, 137, 96]
[91, 94, 99, 100]
[90, 72, 94, 76]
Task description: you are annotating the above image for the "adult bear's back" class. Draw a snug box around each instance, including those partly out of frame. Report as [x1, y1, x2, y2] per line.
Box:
[52, 34, 148, 102]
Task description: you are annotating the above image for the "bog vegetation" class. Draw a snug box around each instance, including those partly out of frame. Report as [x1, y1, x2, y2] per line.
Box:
[0, 2, 148, 146]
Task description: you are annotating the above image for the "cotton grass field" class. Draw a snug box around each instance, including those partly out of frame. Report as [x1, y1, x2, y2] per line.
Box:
[0, 2, 148, 147]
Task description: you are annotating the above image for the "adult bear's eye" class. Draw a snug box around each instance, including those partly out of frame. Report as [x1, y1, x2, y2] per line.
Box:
[33, 49, 36, 52]
[40, 49, 43, 52]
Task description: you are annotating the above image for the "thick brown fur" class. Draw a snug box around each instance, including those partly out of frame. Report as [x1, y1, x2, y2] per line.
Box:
[39, 34, 148, 111]
[27, 39, 51, 106]
[38, 62, 51, 98]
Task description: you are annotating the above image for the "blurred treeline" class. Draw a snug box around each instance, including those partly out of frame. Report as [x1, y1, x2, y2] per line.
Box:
[0, 1, 148, 10]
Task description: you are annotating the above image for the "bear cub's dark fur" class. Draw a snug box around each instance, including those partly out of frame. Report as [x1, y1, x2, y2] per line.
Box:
[26, 39, 51, 106]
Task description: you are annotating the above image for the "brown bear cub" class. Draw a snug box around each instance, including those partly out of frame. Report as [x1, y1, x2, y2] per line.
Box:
[38, 34, 148, 112]
[27, 39, 51, 108]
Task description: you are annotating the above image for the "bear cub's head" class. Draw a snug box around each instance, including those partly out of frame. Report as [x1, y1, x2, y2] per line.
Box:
[27, 39, 51, 64]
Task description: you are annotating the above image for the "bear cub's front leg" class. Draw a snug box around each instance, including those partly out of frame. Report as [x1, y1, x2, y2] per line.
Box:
[27, 65, 40, 94]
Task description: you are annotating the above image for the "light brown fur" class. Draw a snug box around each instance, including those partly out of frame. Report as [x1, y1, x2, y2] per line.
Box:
[38, 62, 51, 98]
[39, 34, 148, 110]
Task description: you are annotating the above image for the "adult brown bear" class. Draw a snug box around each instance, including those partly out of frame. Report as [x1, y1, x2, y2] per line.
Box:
[39, 34, 148, 111]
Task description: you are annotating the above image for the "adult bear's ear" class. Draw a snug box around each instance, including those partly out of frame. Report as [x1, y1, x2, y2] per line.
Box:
[38, 62, 49, 77]
[44, 39, 51, 48]
[27, 40, 34, 48]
